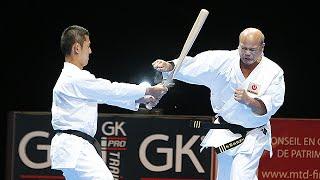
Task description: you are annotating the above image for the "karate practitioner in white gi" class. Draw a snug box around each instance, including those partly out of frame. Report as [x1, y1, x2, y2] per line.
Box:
[152, 27, 285, 180]
[50, 25, 167, 180]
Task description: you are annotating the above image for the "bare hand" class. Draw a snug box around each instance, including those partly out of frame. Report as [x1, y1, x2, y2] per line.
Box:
[135, 95, 160, 110]
[145, 97, 160, 110]
[146, 83, 168, 99]
[152, 59, 174, 72]
[135, 95, 156, 104]
[234, 88, 251, 105]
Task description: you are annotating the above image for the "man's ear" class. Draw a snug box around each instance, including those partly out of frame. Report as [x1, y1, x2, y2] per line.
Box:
[261, 43, 265, 54]
[73, 43, 81, 54]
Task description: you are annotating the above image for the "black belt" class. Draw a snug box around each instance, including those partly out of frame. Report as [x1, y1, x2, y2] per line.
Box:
[54, 129, 102, 157]
[190, 116, 266, 154]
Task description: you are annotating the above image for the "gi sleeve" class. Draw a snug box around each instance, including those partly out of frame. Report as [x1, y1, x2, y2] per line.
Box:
[257, 69, 285, 117]
[163, 50, 229, 88]
[63, 78, 146, 111]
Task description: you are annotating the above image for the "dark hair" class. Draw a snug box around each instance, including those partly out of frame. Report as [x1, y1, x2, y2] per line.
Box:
[60, 25, 89, 56]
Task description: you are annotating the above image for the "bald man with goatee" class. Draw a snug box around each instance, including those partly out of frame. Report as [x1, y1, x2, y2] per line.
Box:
[152, 27, 285, 180]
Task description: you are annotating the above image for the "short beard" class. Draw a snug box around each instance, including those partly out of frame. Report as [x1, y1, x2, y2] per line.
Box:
[241, 58, 256, 65]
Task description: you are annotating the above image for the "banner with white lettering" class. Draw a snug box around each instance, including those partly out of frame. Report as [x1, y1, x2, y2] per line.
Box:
[6, 112, 63, 180]
[6, 112, 212, 180]
[258, 118, 320, 179]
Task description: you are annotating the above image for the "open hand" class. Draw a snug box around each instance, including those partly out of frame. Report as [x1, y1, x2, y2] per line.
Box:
[146, 83, 168, 99]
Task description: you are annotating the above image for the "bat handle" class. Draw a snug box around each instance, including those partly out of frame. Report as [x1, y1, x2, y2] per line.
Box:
[163, 81, 175, 88]
[162, 75, 175, 88]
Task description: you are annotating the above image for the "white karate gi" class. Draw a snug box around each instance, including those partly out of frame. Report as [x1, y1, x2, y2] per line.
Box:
[50, 62, 146, 180]
[169, 50, 285, 180]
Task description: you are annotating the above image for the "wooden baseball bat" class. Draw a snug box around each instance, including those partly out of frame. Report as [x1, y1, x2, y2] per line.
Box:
[163, 9, 209, 87]
[146, 9, 209, 110]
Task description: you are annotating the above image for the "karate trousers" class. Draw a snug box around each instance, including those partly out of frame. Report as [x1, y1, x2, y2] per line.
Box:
[216, 127, 268, 180]
[59, 140, 113, 180]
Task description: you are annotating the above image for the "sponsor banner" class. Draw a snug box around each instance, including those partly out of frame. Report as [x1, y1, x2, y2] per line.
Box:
[6, 112, 63, 180]
[6, 112, 212, 180]
[259, 118, 320, 179]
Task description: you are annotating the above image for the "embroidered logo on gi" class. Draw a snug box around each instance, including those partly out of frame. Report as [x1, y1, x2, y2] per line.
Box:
[247, 82, 260, 95]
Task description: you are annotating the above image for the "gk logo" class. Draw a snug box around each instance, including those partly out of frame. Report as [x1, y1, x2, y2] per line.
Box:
[139, 134, 204, 173]
[101, 121, 126, 136]
[18, 131, 51, 169]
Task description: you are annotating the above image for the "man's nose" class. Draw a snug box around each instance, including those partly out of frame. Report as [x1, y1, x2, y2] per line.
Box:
[244, 49, 252, 54]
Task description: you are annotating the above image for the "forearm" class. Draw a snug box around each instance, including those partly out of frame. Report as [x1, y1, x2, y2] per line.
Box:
[246, 98, 267, 115]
